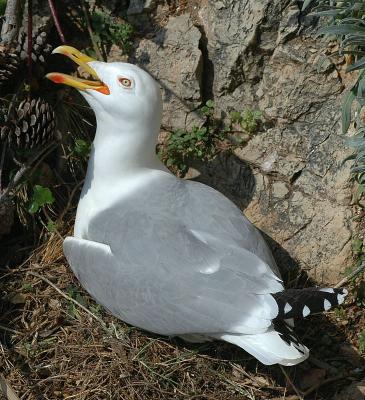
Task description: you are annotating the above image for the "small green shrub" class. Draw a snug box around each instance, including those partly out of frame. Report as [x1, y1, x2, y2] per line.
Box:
[161, 101, 263, 175]
[229, 109, 262, 134]
[90, 9, 134, 56]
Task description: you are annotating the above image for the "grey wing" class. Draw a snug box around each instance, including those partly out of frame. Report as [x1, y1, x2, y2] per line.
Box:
[84, 173, 283, 336]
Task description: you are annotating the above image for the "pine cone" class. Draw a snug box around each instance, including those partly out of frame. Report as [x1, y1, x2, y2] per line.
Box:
[0, 49, 21, 87]
[17, 26, 53, 64]
[1, 98, 56, 149]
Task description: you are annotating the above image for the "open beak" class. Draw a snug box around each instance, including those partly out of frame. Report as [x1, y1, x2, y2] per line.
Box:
[46, 46, 110, 95]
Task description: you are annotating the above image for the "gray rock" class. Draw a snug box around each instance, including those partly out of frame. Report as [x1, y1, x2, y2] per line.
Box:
[277, 4, 300, 44]
[198, 0, 289, 114]
[127, 0, 157, 15]
[193, 0, 354, 282]
[134, 14, 204, 130]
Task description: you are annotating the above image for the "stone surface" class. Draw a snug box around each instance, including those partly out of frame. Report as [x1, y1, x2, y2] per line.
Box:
[127, 0, 157, 15]
[128, 2, 356, 282]
[192, 1, 354, 282]
[198, 0, 291, 114]
[134, 14, 204, 130]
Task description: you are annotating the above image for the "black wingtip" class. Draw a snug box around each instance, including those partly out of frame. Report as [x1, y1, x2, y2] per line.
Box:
[273, 287, 348, 320]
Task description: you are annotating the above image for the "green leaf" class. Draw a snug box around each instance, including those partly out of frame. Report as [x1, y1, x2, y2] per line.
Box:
[33, 185, 55, 206]
[205, 100, 214, 108]
[357, 74, 365, 98]
[166, 158, 174, 167]
[28, 202, 40, 214]
[312, 10, 347, 17]
[253, 110, 262, 119]
[302, 0, 314, 11]
[318, 24, 365, 36]
[47, 220, 57, 232]
[29, 185, 55, 214]
[342, 89, 356, 134]
[0, 0, 7, 16]
[74, 139, 91, 157]
[201, 106, 209, 115]
[346, 56, 365, 72]
[352, 237, 363, 254]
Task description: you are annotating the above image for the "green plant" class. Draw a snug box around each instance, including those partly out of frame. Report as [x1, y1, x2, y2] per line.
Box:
[0, 0, 7, 16]
[345, 238, 365, 306]
[163, 126, 215, 174]
[89, 8, 134, 57]
[160, 101, 226, 175]
[28, 185, 55, 214]
[230, 109, 262, 134]
[161, 101, 264, 175]
[74, 138, 91, 158]
[200, 99, 215, 117]
[334, 307, 346, 319]
[46, 220, 57, 232]
[352, 237, 364, 255]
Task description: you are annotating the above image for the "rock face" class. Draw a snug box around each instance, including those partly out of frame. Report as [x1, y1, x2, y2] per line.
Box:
[129, 0, 355, 283]
[134, 14, 204, 130]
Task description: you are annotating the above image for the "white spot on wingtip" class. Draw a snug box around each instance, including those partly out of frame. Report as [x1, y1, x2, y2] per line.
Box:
[284, 302, 292, 314]
[302, 305, 311, 317]
[337, 294, 346, 305]
[324, 299, 331, 311]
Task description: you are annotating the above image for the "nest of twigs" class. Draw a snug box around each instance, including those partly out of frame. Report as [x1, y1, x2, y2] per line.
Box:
[0, 227, 364, 400]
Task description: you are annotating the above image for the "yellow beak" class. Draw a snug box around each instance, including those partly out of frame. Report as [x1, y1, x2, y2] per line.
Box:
[46, 46, 110, 95]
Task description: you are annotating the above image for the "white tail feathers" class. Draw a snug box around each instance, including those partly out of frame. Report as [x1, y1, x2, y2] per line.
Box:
[212, 326, 309, 366]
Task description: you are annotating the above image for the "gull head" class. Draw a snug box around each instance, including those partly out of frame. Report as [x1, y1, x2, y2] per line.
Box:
[46, 46, 162, 132]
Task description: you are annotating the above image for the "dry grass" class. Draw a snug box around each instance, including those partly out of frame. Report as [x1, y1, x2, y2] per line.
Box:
[0, 228, 364, 400]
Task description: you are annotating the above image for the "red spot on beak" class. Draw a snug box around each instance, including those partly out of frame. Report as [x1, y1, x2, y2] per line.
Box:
[47, 73, 65, 83]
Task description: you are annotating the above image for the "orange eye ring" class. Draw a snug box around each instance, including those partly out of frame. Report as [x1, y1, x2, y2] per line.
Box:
[118, 77, 132, 88]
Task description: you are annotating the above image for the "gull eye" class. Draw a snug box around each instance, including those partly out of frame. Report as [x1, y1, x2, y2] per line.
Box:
[118, 77, 132, 88]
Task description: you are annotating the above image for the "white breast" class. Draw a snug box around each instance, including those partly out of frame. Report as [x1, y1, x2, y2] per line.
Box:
[73, 168, 169, 239]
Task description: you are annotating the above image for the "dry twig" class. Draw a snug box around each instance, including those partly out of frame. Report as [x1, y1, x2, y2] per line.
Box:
[279, 366, 303, 400]
[27, 270, 109, 331]
[335, 262, 365, 288]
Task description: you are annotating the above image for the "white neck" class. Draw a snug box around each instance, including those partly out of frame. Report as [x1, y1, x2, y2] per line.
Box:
[85, 113, 166, 188]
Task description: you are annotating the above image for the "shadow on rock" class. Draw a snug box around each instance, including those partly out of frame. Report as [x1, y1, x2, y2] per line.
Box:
[188, 151, 256, 211]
